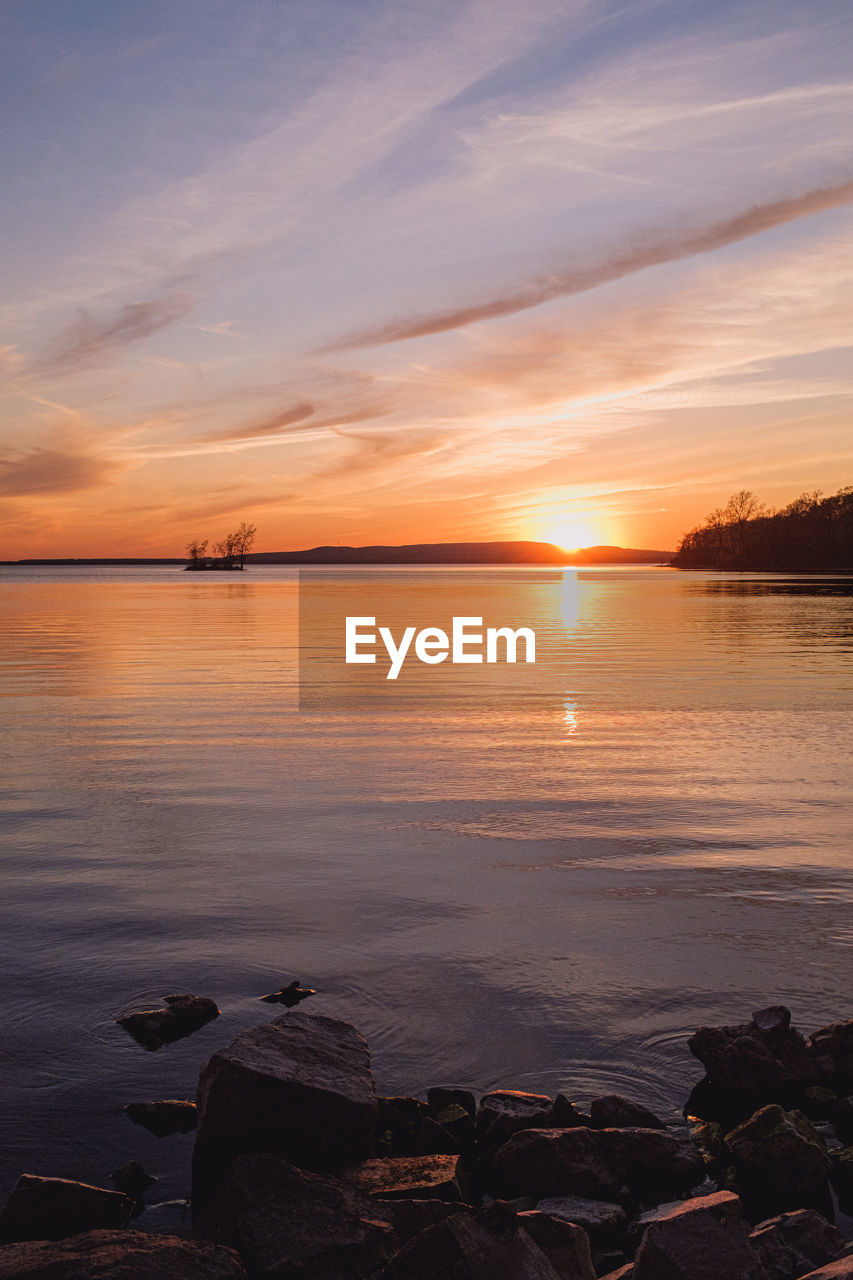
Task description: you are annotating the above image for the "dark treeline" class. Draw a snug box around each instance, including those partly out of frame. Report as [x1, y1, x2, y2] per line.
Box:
[672, 486, 853, 570]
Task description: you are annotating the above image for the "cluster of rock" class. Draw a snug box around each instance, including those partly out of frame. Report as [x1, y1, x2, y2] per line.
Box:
[0, 1004, 851, 1278]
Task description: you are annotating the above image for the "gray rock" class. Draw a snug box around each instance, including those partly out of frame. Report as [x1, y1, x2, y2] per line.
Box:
[192, 1012, 378, 1215]
[749, 1208, 845, 1279]
[517, 1210, 597, 1279]
[536, 1194, 627, 1238]
[0, 1175, 131, 1244]
[194, 1153, 398, 1280]
[118, 994, 220, 1051]
[125, 1100, 198, 1136]
[0, 1229, 245, 1278]
[753, 1007, 792, 1035]
[590, 1096, 666, 1131]
[631, 1193, 764, 1280]
[427, 1087, 477, 1119]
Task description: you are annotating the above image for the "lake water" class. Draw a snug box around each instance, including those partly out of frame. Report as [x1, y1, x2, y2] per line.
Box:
[1, 565, 851, 1210]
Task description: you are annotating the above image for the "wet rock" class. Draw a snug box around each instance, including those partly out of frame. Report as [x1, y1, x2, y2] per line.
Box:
[375, 1097, 458, 1157]
[0, 1175, 131, 1244]
[753, 1006, 792, 1035]
[194, 1153, 397, 1280]
[550, 1095, 592, 1128]
[0, 1229, 246, 1278]
[125, 1099, 198, 1136]
[111, 1162, 156, 1217]
[379, 1201, 567, 1279]
[374, 1198, 472, 1243]
[259, 979, 316, 1007]
[749, 1208, 846, 1279]
[590, 1096, 666, 1131]
[631, 1192, 763, 1280]
[476, 1091, 554, 1156]
[688, 1010, 819, 1120]
[535, 1194, 627, 1238]
[725, 1106, 832, 1214]
[192, 1012, 378, 1216]
[427, 1087, 477, 1119]
[516, 1210, 597, 1279]
[809, 1023, 853, 1089]
[344, 1154, 462, 1201]
[118, 994, 220, 1051]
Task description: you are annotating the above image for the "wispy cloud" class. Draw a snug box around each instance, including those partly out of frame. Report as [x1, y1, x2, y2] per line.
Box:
[329, 177, 853, 348]
[36, 291, 194, 374]
[0, 446, 121, 497]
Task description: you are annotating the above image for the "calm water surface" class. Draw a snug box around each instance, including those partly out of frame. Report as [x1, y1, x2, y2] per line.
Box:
[0, 565, 851, 1208]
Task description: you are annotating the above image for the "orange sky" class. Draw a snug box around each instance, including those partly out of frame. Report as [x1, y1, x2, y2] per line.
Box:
[2, 2, 852, 558]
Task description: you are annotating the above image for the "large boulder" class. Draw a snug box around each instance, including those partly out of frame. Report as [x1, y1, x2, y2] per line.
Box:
[194, 1153, 398, 1280]
[192, 1013, 378, 1215]
[748, 1208, 846, 1279]
[631, 1192, 764, 1280]
[687, 1008, 819, 1123]
[0, 1229, 245, 1278]
[0, 1176, 131, 1244]
[379, 1202, 570, 1279]
[493, 1126, 701, 1201]
[590, 1097, 666, 1131]
[118, 994, 220, 1051]
[724, 1106, 832, 1215]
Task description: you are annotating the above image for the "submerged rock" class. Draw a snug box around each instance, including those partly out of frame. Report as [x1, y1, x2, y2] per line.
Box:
[0, 1175, 131, 1244]
[590, 1096, 666, 1131]
[0, 1229, 246, 1278]
[194, 1153, 397, 1280]
[192, 1012, 378, 1215]
[118, 994, 220, 1051]
[259, 980, 316, 1007]
[125, 1099, 198, 1136]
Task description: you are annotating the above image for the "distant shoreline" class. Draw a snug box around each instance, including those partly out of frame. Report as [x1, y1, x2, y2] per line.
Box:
[1, 541, 673, 568]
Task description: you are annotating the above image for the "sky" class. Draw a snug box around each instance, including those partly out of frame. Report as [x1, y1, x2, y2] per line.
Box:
[2, 0, 853, 557]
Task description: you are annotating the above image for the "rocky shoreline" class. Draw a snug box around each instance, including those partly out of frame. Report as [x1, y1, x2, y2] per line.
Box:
[0, 1003, 851, 1278]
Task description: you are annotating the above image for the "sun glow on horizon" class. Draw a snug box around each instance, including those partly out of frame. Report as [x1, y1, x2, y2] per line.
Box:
[542, 518, 605, 552]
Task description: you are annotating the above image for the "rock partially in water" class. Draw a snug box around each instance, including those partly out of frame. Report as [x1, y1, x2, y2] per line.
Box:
[550, 1094, 592, 1128]
[344, 1154, 462, 1202]
[110, 1162, 157, 1217]
[724, 1105, 832, 1216]
[749, 1208, 847, 1279]
[590, 1095, 666, 1131]
[0, 1229, 246, 1278]
[125, 1099, 198, 1136]
[193, 1153, 397, 1280]
[259, 980, 316, 1007]
[476, 1090, 554, 1157]
[118, 994, 220, 1051]
[427, 1087, 477, 1120]
[192, 1012, 377, 1215]
[0, 1175, 131, 1244]
[375, 1096, 458, 1157]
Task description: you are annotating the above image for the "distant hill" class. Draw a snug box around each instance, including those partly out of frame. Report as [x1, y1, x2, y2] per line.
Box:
[248, 541, 673, 565]
[5, 542, 673, 567]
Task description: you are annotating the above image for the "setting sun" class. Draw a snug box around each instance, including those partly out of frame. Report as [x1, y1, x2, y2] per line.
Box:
[543, 519, 604, 551]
